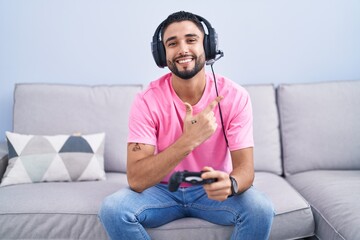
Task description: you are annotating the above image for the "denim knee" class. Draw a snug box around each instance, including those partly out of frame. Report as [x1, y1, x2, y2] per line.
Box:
[245, 192, 274, 230]
[98, 194, 121, 226]
[251, 193, 273, 219]
[230, 190, 274, 239]
[233, 188, 275, 229]
[254, 196, 275, 225]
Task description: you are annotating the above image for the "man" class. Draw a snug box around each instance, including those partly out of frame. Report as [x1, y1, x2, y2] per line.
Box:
[99, 11, 274, 239]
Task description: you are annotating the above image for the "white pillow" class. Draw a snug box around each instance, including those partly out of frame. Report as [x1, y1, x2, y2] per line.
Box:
[0, 132, 106, 187]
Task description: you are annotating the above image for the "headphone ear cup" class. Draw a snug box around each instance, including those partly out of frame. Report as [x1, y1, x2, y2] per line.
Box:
[152, 39, 167, 68]
[206, 28, 218, 61]
[158, 41, 167, 68]
[203, 35, 211, 61]
[197, 14, 217, 62]
[151, 21, 167, 68]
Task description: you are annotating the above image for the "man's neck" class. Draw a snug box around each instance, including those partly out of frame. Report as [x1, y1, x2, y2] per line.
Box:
[171, 70, 206, 106]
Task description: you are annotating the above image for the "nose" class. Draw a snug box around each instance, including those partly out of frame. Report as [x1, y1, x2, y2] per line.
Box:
[178, 41, 189, 56]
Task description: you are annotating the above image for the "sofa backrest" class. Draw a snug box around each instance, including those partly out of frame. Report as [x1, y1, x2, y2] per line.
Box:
[244, 85, 282, 175]
[277, 80, 360, 176]
[12, 83, 142, 173]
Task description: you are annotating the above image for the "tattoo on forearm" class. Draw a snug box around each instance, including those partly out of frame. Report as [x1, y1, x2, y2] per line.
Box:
[132, 143, 141, 152]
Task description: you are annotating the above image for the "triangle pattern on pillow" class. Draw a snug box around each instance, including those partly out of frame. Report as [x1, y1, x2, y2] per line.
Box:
[0, 158, 32, 186]
[94, 139, 105, 155]
[6, 139, 18, 159]
[78, 155, 105, 181]
[45, 135, 70, 152]
[20, 154, 56, 182]
[21, 136, 57, 156]
[59, 136, 93, 153]
[5, 132, 33, 156]
[42, 154, 72, 182]
[82, 133, 105, 153]
[60, 152, 93, 181]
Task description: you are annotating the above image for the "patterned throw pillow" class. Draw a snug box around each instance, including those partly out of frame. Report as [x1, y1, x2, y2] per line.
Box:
[0, 132, 106, 187]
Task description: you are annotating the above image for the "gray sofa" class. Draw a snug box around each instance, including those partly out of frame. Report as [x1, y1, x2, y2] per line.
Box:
[0, 80, 359, 240]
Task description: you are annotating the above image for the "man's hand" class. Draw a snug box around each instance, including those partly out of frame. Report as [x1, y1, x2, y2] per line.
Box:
[183, 96, 223, 148]
[201, 166, 232, 201]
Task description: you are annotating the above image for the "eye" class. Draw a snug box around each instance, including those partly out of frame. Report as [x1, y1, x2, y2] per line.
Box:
[167, 41, 176, 47]
[187, 38, 197, 44]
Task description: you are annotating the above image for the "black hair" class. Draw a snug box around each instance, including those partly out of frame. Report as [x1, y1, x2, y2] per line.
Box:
[160, 11, 205, 40]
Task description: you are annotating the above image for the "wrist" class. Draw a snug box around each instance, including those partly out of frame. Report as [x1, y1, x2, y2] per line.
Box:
[173, 134, 196, 157]
[229, 175, 239, 197]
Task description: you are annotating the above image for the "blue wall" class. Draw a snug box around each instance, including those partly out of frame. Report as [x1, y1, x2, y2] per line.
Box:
[1, 0, 360, 140]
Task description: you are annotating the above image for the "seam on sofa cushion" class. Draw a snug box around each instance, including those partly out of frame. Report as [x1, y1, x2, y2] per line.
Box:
[311, 205, 345, 240]
[274, 205, 311, 216]
[276, 85, 287, 177]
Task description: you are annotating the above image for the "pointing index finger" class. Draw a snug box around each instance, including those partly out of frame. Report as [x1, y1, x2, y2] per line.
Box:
[204, 96, 223, 113]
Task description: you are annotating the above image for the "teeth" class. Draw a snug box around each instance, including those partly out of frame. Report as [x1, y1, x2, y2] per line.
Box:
[178, 59, 192, 64]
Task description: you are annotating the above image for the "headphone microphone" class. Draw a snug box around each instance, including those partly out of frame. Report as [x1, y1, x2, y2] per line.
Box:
[206, 50, 224, 66]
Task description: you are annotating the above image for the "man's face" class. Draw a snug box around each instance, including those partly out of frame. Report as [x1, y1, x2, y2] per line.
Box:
[162, 21, 206, 80]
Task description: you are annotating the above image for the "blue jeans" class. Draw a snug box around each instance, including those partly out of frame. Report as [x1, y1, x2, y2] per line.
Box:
[98, 184, 274, 240]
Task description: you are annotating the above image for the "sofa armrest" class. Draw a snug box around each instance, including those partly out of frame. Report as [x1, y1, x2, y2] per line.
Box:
[0, 141, 8, 180]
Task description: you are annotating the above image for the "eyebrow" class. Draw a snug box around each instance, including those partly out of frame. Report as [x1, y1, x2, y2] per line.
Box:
[164, 34, 200, 44]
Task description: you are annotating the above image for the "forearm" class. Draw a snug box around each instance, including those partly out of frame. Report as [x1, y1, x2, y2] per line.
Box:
[231, 165, 254, 193]
[127, 135, 194, 192]
[230, 147, 254, 193]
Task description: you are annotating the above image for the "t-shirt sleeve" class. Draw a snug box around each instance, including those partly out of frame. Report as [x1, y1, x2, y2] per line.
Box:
[127, 94, 157, 146]
[226, 88, 254, 151]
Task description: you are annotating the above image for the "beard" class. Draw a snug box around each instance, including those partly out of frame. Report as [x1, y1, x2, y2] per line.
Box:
[167, 53, 205, 80]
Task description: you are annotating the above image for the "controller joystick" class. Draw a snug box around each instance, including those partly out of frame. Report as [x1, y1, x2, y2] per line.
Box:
[168, 170, 217, 192]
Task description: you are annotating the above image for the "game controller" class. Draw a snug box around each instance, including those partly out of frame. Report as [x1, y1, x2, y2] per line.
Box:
[168, 170, 217, 192]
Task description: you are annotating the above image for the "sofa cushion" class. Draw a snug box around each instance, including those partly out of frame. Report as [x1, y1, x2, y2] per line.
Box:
[287, 170, 360, 240]
[1, 132, 105, 187]
[12, 83, 142, 173]
[244, 85, 282, 175]
[277, 80, 360, 176]
[0, 173, 127, 239]
[253, 172, 314, 239]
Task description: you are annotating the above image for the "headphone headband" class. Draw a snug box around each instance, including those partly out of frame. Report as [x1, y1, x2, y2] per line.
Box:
[151, 14, 219, 68]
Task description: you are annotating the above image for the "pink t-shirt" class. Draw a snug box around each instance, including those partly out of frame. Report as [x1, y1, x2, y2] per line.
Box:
[128, 72, 254, 183]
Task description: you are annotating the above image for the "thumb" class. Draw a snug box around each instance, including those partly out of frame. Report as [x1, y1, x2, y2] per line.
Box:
[201, 166, 215, 179]
[202, 166, 214, 172]
[184, 102, 193, 121]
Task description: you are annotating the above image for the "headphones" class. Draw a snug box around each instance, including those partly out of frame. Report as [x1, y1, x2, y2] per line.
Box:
[151, 14, 220, 68]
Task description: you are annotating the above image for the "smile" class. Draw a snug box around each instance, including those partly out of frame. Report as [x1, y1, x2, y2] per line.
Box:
[177, 58, 192, 64]
[175, 54, 195, 65]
